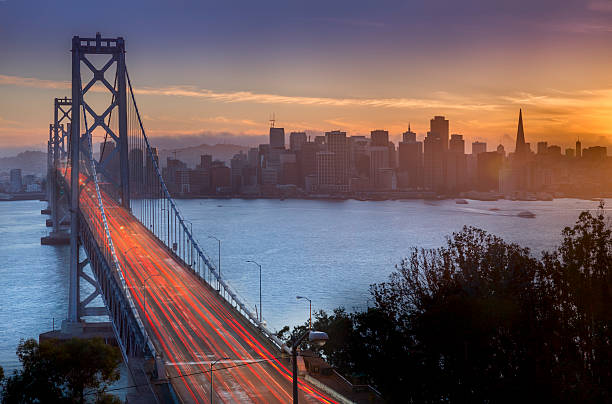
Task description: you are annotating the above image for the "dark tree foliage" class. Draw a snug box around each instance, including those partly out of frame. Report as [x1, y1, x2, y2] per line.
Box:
[1, 337, 122, 404]
[281, 205, 612, 403]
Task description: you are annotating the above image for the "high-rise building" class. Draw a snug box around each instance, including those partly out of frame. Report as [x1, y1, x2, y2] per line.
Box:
[270, 127, 285, 149]
[370, 130, 389, 147]
[402, 125, 416, 143]
[537, 141, 548, 155]
[472, 141, 487, 155]
[477, 151, 503, 191]
[368, 146, 390, 189]
[449, 134, 465, 154]
[514, 109, 529, 156]
[129, 148, 144, 187]
[576, 138, 582, 158]
[289, 132, 307, 151]
[430, 116, 449, 150]
[297, 141, 319, 188]
[324, 130, 350, 192]
[398, 140, 423, 189]
[9, 168, 22, 193]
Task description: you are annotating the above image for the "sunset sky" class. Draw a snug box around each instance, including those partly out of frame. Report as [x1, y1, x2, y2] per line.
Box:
[2, 0, 612, 155]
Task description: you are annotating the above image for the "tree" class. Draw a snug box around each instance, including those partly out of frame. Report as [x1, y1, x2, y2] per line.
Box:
[2, 337, 122, 404]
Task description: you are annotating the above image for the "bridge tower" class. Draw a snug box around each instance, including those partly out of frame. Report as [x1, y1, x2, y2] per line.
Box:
[67, 33, 130, 326]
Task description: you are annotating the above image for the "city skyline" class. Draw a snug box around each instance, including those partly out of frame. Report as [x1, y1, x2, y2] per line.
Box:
[3, 0, 612, 152]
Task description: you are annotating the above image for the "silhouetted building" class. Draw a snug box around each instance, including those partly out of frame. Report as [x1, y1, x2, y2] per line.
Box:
[289, 132, 307, 151]
[537, 141, 548, 155]
[398, 136, 423, 189]
[9, 168, 22, 193]
[514, 109, 530, 156]
[472, 141, 487, 155]
[576, 139, 582, 158]
[402, 126, 416, 143]
[270, 127, 285, 149]
[477, 152, 503, 191]
[211, 161, 231, 193]
[430, 116, 449, 151]
[370, 130, 389, 147]
[449, 134, 465, 154]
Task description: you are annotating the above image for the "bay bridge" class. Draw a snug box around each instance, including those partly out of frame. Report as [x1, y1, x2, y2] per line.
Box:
[43, 33, 342, 404]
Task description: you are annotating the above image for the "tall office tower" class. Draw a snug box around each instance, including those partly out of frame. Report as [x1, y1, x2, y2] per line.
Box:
[477, 151, 503, 191]
[129, 148, 144, 186]
[9, 168, 22, 193]
[145, 147, 159, 194]
[402, 125, 416, 143]
[289, 131, 307, 151]
[472, 141, 487, 155]
[370, 130, 389, 147]
[269, 127, 285, 149]
[298, 141, 319, 187]
[449, 134, 465, 154]
[576, 138, 582, 158]
[423, 131, 446, 191]
[398, 140, 423, 189]
[318, 130, 350, 192]
[368, 145, 390, 189]
[430, 116, 449, 150]
[537, 141, 548, 155]
[514, 109, 529, 156]
[314, 135, 326, 145]
[230, 151, 248, 191]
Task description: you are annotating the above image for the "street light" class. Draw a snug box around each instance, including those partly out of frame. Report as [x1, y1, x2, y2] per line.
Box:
[210, 356, 229, 403]
[292, 330, 329, 404]
[246, 260, 262, 322]
[296, 296, 312, 330]
[208, 235, 221, 290]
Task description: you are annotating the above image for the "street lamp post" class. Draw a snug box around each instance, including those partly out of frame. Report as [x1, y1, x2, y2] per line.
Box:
[291, 330, 329, 404]
[208, 235, 221, 290]
[296, 296, 312, 330]
[210, 356, 229, 403]
[246, 260, 262, 322]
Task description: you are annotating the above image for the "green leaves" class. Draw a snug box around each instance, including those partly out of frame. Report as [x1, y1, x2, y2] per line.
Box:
[1, 337, 122, 404]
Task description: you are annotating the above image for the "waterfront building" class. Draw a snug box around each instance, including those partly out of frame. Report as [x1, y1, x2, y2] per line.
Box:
[430, 116, 449, 151]
[9, 168, 22, 193]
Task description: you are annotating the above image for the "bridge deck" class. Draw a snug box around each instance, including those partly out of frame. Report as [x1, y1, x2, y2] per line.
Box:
[78, 181, 337, 403]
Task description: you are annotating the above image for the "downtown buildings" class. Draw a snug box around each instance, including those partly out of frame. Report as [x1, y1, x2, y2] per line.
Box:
[156, 112, 612, 199]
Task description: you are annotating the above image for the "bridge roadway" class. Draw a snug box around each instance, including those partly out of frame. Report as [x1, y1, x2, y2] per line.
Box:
[74, 174, 337, 403]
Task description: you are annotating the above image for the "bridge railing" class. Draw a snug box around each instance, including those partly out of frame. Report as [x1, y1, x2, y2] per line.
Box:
[125, 70, 289, 353]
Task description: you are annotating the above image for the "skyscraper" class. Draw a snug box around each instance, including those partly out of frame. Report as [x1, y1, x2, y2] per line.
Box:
[514, 109, 529, 156]
[430, 116, 449, 150]
[370, 130, 389, 147]
[576, 138, 582, 158]
[472, 141, 487, 155]
[269, 127, 285, 149]
[449, 134, 465, 154]
[402, 125, 416, 143]
[289, 131, 307, 151]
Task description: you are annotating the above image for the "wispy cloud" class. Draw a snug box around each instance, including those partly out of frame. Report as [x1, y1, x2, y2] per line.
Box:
[0, 74, 499, 111]
[588, 1, 612, 12]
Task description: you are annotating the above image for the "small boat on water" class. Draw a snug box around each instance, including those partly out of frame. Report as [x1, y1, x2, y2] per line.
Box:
[489, 208, 500, 211]
[455, 199, 468, 204]
[517, 211, 536, 218]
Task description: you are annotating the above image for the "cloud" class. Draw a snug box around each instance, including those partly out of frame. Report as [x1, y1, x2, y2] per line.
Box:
[0, 73, 500, 111]
[588, 1, 612, 12]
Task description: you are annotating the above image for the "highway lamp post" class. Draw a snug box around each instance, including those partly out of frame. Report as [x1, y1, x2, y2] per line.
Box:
[210, 356, 229, 403]
[296, 296, 312, 330]
[291, 331, 329, 404]
[245, 260, 262, 322]
[208, 235, 221, 291]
